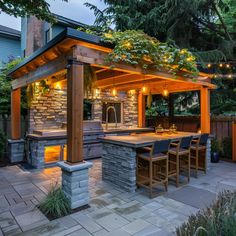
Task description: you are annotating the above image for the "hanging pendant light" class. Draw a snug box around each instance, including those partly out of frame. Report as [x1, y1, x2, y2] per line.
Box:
[142, 86, 147, 93]
[162, 83, 169, 97]
[112, 87, 117, 96]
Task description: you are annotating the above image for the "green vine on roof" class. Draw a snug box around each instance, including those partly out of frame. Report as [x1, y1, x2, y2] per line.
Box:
[77, 28, 199, 77]
[102, 30, 199, 77]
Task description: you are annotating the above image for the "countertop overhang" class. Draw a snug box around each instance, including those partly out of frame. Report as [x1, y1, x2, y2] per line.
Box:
[27, 127, 154, 140]
[100, 132, 201, 148]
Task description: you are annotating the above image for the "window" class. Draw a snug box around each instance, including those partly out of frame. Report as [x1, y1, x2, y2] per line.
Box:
[102, 102, 122, 123]
[45, 28, 52, 43]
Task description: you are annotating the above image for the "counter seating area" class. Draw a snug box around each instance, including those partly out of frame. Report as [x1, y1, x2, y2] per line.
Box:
[101, 132, 209, 197]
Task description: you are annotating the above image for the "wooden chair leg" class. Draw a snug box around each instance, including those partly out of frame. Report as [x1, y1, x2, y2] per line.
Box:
[188, 152, 190, 182]
[165, 158, 168, 191]
[149, 161, 153, 198]
[176, 154, 179, 187]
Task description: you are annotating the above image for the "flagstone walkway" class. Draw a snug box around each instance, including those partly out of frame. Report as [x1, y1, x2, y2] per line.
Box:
[0, 160, 235, 236]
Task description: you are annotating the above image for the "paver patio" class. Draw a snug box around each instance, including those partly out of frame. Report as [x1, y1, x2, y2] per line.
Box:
[0, 160, 235, 236]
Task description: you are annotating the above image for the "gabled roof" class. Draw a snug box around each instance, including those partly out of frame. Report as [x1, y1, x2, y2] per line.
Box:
[0, 25, 21, 39]
[53, 14, 88, 29]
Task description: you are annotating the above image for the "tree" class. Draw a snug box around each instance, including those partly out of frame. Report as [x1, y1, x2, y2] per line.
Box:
[86, 0, 236, 115]
[86, 0, 236, 62]
[0, 0, 67, 22]
[0, 58, 27, 118]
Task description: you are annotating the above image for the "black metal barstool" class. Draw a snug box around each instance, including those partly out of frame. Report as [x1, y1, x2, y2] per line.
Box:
[136, 139, 171, 198]
[168, 136, 193, 187]
[190, 133, 209, 177]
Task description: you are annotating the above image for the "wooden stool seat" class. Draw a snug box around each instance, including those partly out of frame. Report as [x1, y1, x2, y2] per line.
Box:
[168, 136, 192, 187]
[190, 133, 209, 177]
[136, 139, 171, 198]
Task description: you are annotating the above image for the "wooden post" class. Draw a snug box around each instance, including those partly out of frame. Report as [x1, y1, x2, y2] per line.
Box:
[11, 88, 21, 139]
[233, 122, 236, 161]
[200, 87, 210, 134]
[138, 91, 146, 128]
[67, 59, 84, 163]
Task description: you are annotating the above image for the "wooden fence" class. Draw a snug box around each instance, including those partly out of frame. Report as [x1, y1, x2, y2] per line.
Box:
[146, 115, 236, 140]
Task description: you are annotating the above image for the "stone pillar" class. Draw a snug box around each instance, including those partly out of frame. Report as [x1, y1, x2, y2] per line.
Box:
[8, 139, 25, 163]
[58, 161, 93, 209]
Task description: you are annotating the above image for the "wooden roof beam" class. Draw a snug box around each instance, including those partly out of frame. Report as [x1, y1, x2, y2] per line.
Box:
[74, 45, 216, 89]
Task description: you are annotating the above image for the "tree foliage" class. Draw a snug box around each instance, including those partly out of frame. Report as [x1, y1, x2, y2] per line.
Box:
[86, 0, 236, 62]
[86, 0, 236, 115]
[0, 0, 67, 22]
[0, 58, 27, 117]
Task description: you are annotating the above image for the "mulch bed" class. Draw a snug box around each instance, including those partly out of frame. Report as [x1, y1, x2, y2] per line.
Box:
[38, 204, 90, 221]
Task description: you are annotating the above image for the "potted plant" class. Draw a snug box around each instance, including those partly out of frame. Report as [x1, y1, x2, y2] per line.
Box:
[211, 138, 220, 163]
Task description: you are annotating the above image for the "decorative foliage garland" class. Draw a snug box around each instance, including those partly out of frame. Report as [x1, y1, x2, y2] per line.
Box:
[102, 30, 198, 76]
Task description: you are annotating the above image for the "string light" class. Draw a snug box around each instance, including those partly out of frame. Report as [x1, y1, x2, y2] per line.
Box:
[207, 63, 212, 68]
[228, 74, 232, 79]
[226, 64, 230, 68]
[219, 63, 223, 68]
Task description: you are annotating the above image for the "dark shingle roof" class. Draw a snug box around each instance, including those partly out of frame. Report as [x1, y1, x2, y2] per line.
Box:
[0, 25, 21, 39]
[53, 14, 88, 29]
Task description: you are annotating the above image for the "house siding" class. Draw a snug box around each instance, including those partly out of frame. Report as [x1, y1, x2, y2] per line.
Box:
[0, 35, 21, 63]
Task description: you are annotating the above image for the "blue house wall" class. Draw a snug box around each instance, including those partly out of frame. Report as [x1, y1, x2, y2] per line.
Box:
[0, 35, 21, 63]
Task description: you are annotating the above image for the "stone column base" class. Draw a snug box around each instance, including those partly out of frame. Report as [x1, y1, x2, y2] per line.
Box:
[8, 139, 25, 163]
[58, 161, 93, 210]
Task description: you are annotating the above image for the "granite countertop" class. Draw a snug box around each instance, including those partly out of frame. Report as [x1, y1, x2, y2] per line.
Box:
[100, 132, 201, 148]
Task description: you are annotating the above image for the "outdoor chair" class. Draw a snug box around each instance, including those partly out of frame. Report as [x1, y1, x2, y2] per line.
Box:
[136, 139, 171, 198]
[190, 133, 209, 177]
[168, 136, 193, 187]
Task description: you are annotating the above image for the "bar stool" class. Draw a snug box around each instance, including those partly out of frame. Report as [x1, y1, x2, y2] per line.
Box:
[168, 136, 193, 187]
[190, 133, 209, 177]
[136, 139, 171, 198]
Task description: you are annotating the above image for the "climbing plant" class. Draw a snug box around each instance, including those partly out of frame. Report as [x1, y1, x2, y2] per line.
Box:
[102, 30, 198, 76]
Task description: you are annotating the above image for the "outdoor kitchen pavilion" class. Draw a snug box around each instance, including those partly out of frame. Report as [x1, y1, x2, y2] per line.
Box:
[8, 28, 216, 165]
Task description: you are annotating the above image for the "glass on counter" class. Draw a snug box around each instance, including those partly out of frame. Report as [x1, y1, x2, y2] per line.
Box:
[155, 124, 164, 134]
[169, 124, 177, 133]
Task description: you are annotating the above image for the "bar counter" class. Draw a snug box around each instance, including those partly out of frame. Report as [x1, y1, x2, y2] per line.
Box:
[101, 132, 200, 192]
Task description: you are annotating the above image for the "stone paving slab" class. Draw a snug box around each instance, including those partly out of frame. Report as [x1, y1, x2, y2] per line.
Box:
[0, 160, 235, 236]
[166, 186, 217, 209]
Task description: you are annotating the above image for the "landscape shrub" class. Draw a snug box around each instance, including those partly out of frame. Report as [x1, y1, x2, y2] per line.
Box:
[39, 184, 70, 219]
[176, 191, 236, 236]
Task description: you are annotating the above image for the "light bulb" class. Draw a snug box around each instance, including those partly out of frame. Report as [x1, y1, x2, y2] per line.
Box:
[142, 86, 147, 93]
[162, 89, 169, 97]
[112, 88, 117, 96]
[207, 63, 211, 68]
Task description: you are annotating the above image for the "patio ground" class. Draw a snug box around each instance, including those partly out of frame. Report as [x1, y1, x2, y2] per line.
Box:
[0, 160, 236, 236]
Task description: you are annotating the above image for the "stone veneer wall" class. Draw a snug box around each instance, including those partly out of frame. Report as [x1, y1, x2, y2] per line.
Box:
[29, 82, 139, 132]
[93, 90, 138, 128]
[29, 81, 67, 133]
